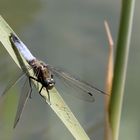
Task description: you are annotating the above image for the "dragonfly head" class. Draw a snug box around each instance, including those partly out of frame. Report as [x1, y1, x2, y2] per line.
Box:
[45, 74, 55, 90]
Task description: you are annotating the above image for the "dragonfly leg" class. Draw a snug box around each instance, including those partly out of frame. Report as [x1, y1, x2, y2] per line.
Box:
[39, 85, 44, 93]
[29, 76, 51, 104]
[38, 85, 51, 104]
[29, 76, 39, 82]
[29, 76, 41, 98]
[38, 85, 47, 99]
[29, 76, 40, 91]
[29, 76, 47, 100]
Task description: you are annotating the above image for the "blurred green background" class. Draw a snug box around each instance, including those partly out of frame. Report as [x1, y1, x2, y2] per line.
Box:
[0, 0, 139, 140]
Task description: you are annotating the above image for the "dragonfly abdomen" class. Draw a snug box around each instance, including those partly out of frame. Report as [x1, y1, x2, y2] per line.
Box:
[10, 33, 36, 62]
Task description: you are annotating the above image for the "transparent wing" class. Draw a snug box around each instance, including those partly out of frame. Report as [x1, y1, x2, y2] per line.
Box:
[47, 65, 107, 102]
[0, 71, 26, 99]
[13, 77, 31, 128]
[0, 66, 32, 99]
[0, 66, 33, 128]
[54, 75, 95, 102]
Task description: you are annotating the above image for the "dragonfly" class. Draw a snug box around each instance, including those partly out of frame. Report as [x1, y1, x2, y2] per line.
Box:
[1, 33, 107, 128]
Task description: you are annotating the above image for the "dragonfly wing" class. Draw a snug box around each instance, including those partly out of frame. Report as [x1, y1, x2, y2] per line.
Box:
[0, 65, 32, 99]
[48, 65, 106, 102]
[0, 71, 26, 99]
[13, 77, 31, 128]
[55, 75, 95, 102]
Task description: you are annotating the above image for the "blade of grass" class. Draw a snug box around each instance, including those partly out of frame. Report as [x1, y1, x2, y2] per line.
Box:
[104, 20, 114, 140]
[108, 0, 135, 140]
[0, 15, 90, 140]
[104, 20, 114, 106]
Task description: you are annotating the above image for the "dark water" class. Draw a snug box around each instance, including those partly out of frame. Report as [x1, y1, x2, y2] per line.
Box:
[0, 0, 139, 140]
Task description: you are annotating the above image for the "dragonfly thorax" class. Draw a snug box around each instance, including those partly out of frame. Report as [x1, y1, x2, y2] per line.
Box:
[29, 59, 55, 90]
